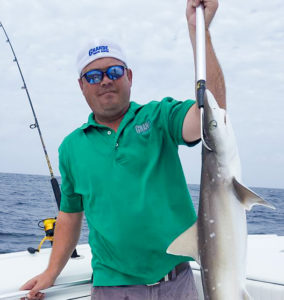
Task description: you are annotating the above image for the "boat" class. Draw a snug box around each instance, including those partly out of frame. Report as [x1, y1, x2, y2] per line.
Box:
[0, 234, 283, 299]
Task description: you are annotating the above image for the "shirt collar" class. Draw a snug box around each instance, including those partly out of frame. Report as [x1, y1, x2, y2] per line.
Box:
[79, 101, 141, 131]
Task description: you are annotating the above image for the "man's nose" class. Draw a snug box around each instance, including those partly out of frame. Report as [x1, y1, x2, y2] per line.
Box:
[100, 74, 113, 87]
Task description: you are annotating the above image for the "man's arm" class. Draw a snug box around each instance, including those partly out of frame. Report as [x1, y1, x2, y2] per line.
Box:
[20, 211, 83, 300]
[182, 0, 226, 143]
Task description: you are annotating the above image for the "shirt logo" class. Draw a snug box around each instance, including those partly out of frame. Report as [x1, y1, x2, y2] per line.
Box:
[89, 46, 109, 56]
[135, 120, 151, 135]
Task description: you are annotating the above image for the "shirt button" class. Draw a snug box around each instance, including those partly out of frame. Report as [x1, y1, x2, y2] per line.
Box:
[107, 131, 112, 135]
[115, 143, 119, 147]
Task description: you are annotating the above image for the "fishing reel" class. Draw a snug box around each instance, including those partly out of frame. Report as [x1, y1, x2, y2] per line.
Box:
[27, 218, 56, 254]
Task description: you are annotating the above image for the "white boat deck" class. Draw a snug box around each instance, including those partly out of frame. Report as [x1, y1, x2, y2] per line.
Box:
[0, 235, 283, 300]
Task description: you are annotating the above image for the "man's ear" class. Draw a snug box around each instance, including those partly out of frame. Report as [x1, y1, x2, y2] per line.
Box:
[127, 68, 133, 86]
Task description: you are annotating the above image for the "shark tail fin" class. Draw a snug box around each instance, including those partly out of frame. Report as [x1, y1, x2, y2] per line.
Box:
[166, 221, 199, 264]
[232, 177, 275, 211]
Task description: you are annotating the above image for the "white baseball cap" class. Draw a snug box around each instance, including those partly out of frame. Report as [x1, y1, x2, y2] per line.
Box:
[76, 38, 127, 76]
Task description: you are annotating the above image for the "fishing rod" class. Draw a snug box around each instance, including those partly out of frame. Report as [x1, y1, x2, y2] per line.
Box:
[0, 22, 80, 258]
[0, 22, 61, 208]
[1, 21, 80, 258]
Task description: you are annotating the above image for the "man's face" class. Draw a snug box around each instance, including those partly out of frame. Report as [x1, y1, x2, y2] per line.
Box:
[78, 57, 132, 123]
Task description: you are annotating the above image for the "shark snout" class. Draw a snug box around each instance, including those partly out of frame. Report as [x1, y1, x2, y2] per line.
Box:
[205, 90, 219, 110]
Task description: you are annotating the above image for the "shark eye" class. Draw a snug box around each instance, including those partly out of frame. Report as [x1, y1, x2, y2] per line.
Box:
[209, 120, 217, 130]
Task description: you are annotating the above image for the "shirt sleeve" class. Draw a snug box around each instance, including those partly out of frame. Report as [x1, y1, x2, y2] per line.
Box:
[58, 141, 83, 213]
[160, 97, 201, 147]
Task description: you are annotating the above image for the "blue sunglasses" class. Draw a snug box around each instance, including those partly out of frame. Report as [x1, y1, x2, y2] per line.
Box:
[81, 65, 127, 84]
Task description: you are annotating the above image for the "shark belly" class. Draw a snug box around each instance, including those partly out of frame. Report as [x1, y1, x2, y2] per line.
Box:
[199, 185, 247, 299]
[198, 150, 248, 300]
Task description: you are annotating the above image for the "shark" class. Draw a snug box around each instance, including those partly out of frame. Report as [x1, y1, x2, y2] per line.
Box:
[167, 90, 275, 300]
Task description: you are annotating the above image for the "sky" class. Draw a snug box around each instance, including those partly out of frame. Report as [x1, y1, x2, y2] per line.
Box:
[0, 0, 283, 189]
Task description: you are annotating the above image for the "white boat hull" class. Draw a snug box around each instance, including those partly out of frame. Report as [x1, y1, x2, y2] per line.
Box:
[0, 235, 283, 299]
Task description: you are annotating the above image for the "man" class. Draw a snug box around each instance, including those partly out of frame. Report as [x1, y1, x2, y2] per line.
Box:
[21, 0, 225, 299]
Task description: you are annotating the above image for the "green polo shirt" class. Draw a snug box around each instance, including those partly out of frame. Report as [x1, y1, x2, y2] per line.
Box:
[59, 97, 199, 286]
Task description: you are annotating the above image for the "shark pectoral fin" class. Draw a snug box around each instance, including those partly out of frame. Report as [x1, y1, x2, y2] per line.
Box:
[232, 177, 275, 211]
[166, 221, 199, 263]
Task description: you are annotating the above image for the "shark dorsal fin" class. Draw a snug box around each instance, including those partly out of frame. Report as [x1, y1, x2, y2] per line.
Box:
[166, 221, 199, 264]
[232, 177, 275, 211]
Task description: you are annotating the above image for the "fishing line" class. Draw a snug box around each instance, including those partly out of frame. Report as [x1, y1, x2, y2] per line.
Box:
[0, 21, 61, 210]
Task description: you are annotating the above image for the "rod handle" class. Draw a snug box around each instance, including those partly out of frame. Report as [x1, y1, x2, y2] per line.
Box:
[196, 4, 206, 82]
[51, 177, 61, 209]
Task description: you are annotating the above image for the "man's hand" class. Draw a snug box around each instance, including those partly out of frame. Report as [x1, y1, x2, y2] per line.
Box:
[186, 0, 218, 29]
[19, 211, 83, 300]
[20, 270, 56, 300]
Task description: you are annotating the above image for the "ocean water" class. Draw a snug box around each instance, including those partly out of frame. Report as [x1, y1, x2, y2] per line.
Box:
[0, 172, 283, 254]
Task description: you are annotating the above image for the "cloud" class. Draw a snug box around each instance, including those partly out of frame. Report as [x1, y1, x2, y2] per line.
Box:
[0, 0, 283, 188]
